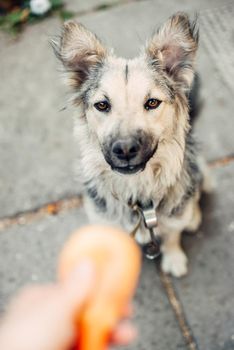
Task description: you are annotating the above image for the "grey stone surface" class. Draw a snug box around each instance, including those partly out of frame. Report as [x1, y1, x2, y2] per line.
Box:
[0, 18, 77, 219]
[194, 5, 234, 162]
[194, 48, 234, 162]
[0, 209, 186, 350]
[1, 0, 233, 215]
[174, 163, 234, 350]
[126, 259, 187, 350]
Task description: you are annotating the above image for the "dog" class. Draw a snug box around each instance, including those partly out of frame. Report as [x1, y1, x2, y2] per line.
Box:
[52, 12, 211, 277]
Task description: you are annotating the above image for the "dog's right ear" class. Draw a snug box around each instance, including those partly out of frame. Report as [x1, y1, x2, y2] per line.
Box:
[51, 21, 107, 88]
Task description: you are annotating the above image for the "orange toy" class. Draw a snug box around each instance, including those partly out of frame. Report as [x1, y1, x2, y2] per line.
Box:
[58, 225, 141, 350]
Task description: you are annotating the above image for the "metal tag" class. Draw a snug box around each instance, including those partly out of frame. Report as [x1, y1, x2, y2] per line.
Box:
[141, 206, 158, 229]
[129, 201, 162, 260]
[141, 206, 162, 260]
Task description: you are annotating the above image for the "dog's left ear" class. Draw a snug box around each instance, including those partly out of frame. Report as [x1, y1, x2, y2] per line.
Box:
[52, 21, 107, 89]
[146, 13, 198, 90]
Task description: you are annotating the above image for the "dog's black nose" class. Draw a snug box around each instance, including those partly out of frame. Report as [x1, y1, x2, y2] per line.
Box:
[111, 139, 140, 161]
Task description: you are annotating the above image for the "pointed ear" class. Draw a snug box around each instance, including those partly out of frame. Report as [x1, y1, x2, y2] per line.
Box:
[146, 13, 199, 90]
[52, 21, 107, 88]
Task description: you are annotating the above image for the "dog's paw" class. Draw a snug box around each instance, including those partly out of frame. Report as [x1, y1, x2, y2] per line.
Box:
[161, 250, 188, 277]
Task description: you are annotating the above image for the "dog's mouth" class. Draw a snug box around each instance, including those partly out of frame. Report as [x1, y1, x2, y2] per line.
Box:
[103, 142, 158, 176]
[111, 163, 146, 175]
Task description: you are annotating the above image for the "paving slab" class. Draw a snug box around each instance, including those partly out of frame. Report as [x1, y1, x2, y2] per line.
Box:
[0, 207, 88, 311]
[77, 0, 232, 57]
[194, 5, 234, 161]
[0, 17, 77, 219]
[126, 259, 187, 350]
[0, 208, 187, 350]
[173, 162, 234, 350]
[1, 0, 233, 217]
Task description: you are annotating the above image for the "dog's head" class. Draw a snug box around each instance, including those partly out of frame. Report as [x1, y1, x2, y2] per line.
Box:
[53, 13, 198, 176]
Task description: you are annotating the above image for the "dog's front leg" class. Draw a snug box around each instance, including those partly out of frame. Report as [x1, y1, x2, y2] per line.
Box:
[160, 229, 188, 278]
[159, 195, 203, 277]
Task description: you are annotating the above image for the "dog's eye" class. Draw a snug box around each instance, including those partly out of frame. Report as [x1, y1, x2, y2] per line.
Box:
[94, 101, 111, 112]
[144, 98, 161, 110]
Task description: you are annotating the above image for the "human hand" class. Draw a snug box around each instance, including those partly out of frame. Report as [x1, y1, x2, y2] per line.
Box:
[0, 261, 136, 350]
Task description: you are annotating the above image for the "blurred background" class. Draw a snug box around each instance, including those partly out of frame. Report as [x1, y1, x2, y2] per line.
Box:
[0, 1, 234, 349]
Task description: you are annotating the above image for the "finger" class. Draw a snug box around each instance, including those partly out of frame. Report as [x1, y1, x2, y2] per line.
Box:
[4, 285, 59, 317]
[110, 321, 137, 345]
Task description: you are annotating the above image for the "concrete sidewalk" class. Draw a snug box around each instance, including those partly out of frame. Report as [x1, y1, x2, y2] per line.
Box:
[0, 0, 234, 349]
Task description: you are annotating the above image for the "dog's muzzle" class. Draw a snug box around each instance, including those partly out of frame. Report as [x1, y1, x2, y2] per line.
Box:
[103, 133, 157, 175]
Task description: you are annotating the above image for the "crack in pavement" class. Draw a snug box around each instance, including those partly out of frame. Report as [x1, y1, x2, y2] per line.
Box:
[65, 0, 144, 18]
[159, 268, 200, 350]
[0, 196, 82, 232]
[208, 153, 234, 168]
